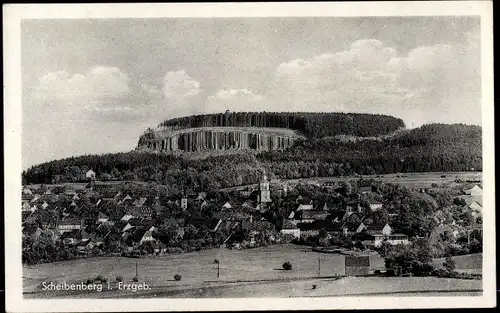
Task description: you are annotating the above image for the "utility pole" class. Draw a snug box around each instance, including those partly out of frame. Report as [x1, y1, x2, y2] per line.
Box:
[136, 262, 138, 279]
[318, 257, 321, 278]
[214, 259, 220, 278]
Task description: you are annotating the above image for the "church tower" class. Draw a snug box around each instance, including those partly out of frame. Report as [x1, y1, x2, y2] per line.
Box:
[259, 170, 272, 204]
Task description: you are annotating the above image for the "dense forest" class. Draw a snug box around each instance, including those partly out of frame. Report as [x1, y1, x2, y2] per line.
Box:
[156, 112, 405, 138]
[23, 124, 482, 192]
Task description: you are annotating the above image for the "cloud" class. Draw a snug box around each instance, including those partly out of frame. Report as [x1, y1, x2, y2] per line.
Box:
[140, 83, 161, 95]
[33, 66, 131, 105]
[163, 70, 201, 100]
[205, 88, 267, 113]
[273, 38, 480, 126]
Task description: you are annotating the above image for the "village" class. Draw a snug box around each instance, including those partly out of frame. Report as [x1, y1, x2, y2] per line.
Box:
[22, 168, 483, 273]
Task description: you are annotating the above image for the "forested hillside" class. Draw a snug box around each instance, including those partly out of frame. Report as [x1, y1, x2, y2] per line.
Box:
[260, 123, 482, 176]
[157, 112, 405, 138]
[23, 124, 481, 193]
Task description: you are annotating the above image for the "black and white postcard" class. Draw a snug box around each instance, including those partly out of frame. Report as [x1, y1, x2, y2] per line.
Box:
[3, 2, 495, 312]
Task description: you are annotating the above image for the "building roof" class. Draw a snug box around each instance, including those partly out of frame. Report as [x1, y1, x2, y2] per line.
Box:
[345, 255, 371, 267]
[22, 225, 41, 236]
[368, 223, 389, 232]
[297, 204, 314, 211]
[301, 210, 330, 220]
[282, 219, 298, 229]
[58, 218, 81, 225]
[369, 198, 382, 205]
[359, 186, 373, 193]
[131, 227, 149, 243]
[60, 229, 81, 239]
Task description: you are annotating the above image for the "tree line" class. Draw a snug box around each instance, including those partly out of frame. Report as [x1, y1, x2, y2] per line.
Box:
[23, 124, 481, 190]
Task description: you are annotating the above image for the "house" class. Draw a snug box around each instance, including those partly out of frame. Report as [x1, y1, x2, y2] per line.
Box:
[299, 210, 330, 223]
[242, 200, 254, 209]
[30, 194, 41, 203]
[356, 223, 392, 236]
[133, 197, 148, 207]
[120, 213, 135, 222]
[296, 204, 314, 211]
[29, 204, 38, 213]
[351, 231, 408, 248]
[63, 185, 77, 196]
[315, 201, 330, 211]
[60, 229, 81, 245]
[196, 192, 207, 201]
[353, 223, 408, 247]
[21, 211, 33, 223]
[345, 200, 361, 213]
[222, 202, 232, 209]
[457, 195, 483, 215]
[280, 219, 300, 239]
[119, 194, 134, 205]
[76, 239, 95, 252]
[22, 203, 31, 212]
[200, 200, 209, 209]
[345, 255, 373, 276]
[130, 228, 156, 247]
[368, 199, 383, 211]
[321, 181, 339, 189]
[22, 187, 33, 196]
[122, 218, 142, 233]
[328, 223, 350, 236]
[41, 202, 49, 209]
[130, 206, 154, 219]
[57, 218, 82, 233]
[22, 225, 42, 239]
[429, 226, 459, 246]
[96, 212, 114, 225]
[85, 169, 96, 180]
[465, 185, 482, 196]
[328, 211, 344, 224]
[359, 186, 373, 194]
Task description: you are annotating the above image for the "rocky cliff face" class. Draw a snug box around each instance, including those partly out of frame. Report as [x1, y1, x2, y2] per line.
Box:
[137, 127, 303, 153]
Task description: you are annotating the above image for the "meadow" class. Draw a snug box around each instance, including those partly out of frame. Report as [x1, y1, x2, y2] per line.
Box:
[24, 245, 383, 296]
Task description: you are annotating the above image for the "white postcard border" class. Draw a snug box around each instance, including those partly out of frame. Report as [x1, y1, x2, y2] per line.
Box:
[4, 1, 495, 312]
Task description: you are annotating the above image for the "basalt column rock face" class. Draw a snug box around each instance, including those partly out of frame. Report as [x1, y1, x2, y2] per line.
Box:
[137, 127, 303, 153]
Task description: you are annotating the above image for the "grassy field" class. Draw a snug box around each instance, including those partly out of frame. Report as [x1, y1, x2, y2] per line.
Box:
[433, 253, 482, 275]
[23, 245, 484, 299]
[23, 245, 383, 296]
[307, 171, 482, 189]
[220, 171, 482, 192]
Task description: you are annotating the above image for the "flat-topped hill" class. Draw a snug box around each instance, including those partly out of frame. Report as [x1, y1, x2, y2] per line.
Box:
[156, 111, 405, 138]
[137, 111, 405, 154]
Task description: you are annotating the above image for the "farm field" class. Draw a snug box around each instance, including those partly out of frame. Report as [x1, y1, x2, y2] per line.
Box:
[298, 171, 482, 188]
[23, 245, 380, 297]
[150, 276, 483, 298]
[23, 245, 483, 299]
[220, 171, 482, 192]
[433, 253, 483, 275]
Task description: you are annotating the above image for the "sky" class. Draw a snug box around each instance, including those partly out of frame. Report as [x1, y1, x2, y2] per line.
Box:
[22, 16, 481, 169]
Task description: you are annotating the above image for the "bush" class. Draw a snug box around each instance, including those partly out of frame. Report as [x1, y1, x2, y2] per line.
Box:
[174, 274, 182, 281]
[85, 279, 94, 285]
[282, 261, 292, 270]
[95, 275, 107, 283]
[116, 276, 123, 282]
[443, 256, 456, 272]
[385, 269, 396, 277]
[431, 268, 481, 280]
[374, 270, 381, 275]
[132, 276, 138, 282]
